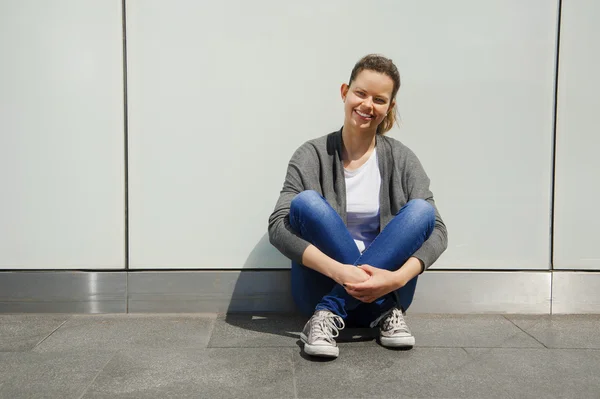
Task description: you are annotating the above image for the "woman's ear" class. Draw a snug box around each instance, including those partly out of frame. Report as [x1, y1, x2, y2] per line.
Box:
[388, 99, 396, 114]
[340, 83, 349, 101]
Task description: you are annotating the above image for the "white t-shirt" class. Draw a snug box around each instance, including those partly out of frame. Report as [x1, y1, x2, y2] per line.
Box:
[344, 148, 381, 252]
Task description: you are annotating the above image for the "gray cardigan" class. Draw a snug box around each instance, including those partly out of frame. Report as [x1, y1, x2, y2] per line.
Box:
[268, 129, 448, 271]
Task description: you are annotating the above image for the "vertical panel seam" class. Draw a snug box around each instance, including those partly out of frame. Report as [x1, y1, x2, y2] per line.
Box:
[550, 0, 562, 276]
[122, 0, 129, 272]
[549, 0, 563, 313]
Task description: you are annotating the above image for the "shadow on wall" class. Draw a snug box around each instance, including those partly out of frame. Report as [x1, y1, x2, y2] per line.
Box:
[226, 232, 294, 313]
[240, 233, 290, 270]
[224, 232, 301, 338]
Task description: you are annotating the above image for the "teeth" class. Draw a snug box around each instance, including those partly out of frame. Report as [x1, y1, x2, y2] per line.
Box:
[356, 110, 372, 118]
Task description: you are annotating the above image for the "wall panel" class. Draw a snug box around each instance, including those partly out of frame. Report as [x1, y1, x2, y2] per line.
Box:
[126, 0, 557, 269]
[553, 0, 600, 270]
[0, 1, 125, 269]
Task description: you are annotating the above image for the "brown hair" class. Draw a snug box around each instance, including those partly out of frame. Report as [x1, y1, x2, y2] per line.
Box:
[348, 54, 401, 135]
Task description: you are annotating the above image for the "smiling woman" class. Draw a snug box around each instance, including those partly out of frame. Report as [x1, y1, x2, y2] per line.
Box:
[268, 54, 448, 359]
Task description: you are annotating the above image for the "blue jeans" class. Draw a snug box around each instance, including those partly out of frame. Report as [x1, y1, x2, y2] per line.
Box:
[289, 190, 435, 327]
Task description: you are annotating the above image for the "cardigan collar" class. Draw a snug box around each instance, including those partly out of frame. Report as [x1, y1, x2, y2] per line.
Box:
[328, 127, 389, 163]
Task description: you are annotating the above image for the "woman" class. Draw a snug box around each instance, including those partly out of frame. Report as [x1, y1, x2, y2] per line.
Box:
[268, 54, 448, 358]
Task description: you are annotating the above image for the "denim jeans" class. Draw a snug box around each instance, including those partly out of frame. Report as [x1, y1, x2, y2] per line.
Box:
[289, 190, 435, 327]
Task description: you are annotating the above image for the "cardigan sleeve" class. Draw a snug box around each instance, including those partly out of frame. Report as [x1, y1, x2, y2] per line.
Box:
[402, 148, 448, 271]
[268, 143, 320, 264]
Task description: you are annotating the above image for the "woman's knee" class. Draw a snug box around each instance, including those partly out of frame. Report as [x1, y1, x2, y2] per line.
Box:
[290, 190, 322, 213]
[404, 199, 436, 226]
[290, 191, 332, 224]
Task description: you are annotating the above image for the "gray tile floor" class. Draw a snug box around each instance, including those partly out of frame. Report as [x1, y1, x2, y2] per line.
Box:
[1, 313, 600, 398]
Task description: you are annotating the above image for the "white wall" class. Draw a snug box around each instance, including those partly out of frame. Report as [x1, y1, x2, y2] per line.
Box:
[0, 1, 125, 269]
[126, 0, 557, 269]
[3, 0, 596, 272]
[553, 0, 600, 270]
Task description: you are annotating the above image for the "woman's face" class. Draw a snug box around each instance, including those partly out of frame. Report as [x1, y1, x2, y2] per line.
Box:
[341, 69, 395, 133]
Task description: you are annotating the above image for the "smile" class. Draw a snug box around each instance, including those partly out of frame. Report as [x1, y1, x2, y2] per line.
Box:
[355, 110, 373, 119]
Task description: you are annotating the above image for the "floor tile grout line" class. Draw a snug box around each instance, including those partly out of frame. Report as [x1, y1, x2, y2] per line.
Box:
[502, 315, 549, 349]
[460, 346, 600, 350]
[76, 352, 117, 399]
[32, 318, 70, 350]
[290, 349, 298, 399]
[495, 319, 546, 349]
[456, 346, 529, 399]
[205, 316, 219, 348]
[199, 344, 561, 350]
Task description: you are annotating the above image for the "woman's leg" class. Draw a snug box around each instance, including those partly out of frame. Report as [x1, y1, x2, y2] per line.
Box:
[288, 191, 361, 317]
[289, 192, 435, 324]
[326, 199, 436, 326]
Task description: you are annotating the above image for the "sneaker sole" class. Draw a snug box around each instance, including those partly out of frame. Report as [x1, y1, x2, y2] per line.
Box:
[380, 335, 415, 348]
[300, 333, 339, 358]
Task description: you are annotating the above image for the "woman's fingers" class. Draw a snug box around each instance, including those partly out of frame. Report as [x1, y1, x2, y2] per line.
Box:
[357, 264, 376, 274]
[345, 281, 369, 292]
[346, 288, 375, 303]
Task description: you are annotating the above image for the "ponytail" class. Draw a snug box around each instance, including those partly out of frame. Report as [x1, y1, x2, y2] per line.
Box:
[377, 105, 398, 135]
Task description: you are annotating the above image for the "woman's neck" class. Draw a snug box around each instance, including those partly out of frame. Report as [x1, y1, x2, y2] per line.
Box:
[341, 123, 377, 162]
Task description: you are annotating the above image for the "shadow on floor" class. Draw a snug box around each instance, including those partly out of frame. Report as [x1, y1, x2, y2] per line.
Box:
[223, 312, 378, 343]
[225, 234, 379, 346]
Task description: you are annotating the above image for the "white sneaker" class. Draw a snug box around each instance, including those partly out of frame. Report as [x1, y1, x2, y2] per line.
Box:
[378, 307, 415, 348]
[300, 310, 345, 358]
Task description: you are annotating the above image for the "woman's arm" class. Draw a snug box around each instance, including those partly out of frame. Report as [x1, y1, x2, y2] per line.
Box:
[344, 257, 422, 303]
[402, 147, 448, 271]
[344, 145, 448, 302]
[391, 256, 423, 287]
[268, 144, 319, 263]
[268, 143, 370, 285]
[302, 245, 370, 285]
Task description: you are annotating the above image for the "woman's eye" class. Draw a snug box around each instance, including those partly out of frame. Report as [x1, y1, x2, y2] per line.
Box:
[356, 91, 366, 97]
[375, 98, 386, 104]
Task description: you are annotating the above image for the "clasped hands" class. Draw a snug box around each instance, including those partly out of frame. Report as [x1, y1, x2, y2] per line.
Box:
[335, 264, 398, 303]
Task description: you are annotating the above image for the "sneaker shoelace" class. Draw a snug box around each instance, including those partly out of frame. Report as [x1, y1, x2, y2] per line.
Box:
[311, 312, 345, 344]
[381, 308, 409, 333]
